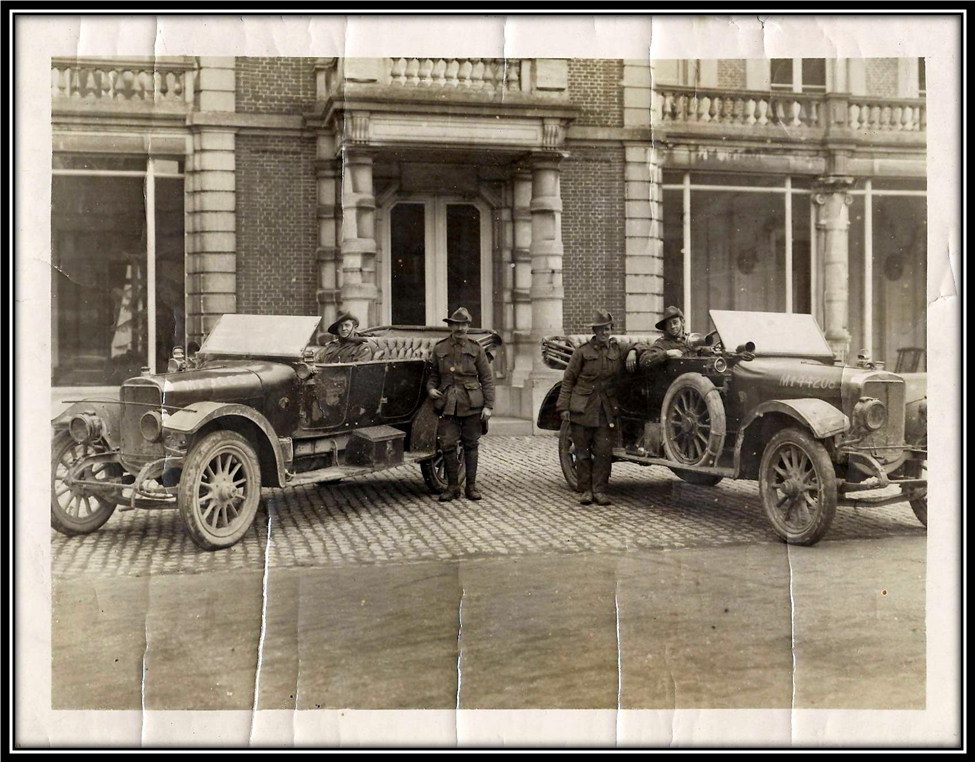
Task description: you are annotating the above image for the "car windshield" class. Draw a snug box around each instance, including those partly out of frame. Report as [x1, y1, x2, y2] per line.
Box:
[710, 310, 835, 360]
[198, 314, 322, 359]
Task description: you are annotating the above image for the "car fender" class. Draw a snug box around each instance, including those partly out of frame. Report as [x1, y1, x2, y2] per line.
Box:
[536, 381, 564, 431]
[739, 399, 850, 440]
[51, 401, 123, 449]
[164, 401, 288, 485]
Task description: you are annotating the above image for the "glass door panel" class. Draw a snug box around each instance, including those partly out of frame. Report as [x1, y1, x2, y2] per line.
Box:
[389, 203, 427, 325]
[445, 204, 482, 328]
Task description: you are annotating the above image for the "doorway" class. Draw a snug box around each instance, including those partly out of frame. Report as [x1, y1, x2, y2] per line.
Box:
[383, 197, 493, 328]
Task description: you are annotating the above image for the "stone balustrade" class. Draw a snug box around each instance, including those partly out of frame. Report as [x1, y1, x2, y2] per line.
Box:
[386, 58, 523, 91]
[847, 97, 925, 132]
[653, 84, 926, 142]
[51, 58, 195, 110]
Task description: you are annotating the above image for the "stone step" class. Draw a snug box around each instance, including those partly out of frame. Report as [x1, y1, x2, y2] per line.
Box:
[485, 416, 534, 437]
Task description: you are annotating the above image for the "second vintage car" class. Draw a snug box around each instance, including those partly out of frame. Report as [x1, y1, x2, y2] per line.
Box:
[52, 315, 501, 550]
[537, 310, 928, 545]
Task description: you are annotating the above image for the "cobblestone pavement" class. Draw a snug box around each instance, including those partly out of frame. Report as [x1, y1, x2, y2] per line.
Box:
[51, 436, 925, 578]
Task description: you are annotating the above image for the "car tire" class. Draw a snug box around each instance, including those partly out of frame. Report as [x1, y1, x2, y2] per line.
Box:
[557, 420, 582, 492]
[909, 496, 927, 527]
[178, 430, 262, 551]
[759, 427, 838, 546]
[661, 372, 727, 468]
[51, 431, 121, 536]
[669, 467, 723, 487]
[420, 442, 466, 494]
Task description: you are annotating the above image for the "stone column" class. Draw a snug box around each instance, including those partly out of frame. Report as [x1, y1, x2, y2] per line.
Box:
[528, 155, 566, 429]
[315, 132, 341, 343]
[813, 176, 855, 362]
[623, 59, 662, 331]
[185, 57, 236, 343]
[510, 166, 535, 387]
[338, 150, 379, 326]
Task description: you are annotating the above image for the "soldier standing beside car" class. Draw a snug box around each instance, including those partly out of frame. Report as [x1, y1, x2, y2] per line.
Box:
[557, 310, 623, 506]
[626, 305, 690, 372]
[427, 307, 495, 502]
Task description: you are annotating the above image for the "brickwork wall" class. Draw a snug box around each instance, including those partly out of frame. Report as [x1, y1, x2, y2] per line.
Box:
[236, 57, 317, 115]
[568, 59, 624, 128]
[561, 146, 627, 333]
[717, 59, 747, 89]
[236, 134, 318, 316]
[865, 58, 899, 98]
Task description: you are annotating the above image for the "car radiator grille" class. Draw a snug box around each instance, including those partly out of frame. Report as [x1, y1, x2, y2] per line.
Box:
[859, 379, 906, 464]
[120, 382, 165, 473]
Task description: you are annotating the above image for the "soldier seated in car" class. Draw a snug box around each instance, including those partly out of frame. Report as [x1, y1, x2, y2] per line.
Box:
[626, 305, 691, 372]
[315, 311, 374, 363]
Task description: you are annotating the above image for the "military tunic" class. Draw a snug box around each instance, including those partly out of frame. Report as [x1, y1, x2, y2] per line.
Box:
[316, 336, 373, 363]
[633, 334, 690, 370]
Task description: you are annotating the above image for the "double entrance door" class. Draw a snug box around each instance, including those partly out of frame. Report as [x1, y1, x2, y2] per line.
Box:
[384, 196, 493, 328]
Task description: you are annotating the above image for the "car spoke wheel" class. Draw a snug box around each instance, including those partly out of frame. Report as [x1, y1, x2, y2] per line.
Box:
[178, 431, 262, 550]
[420, 442, 466, 494]
[558, 420, 580, 492]
[661, 373, 727, 467]
[903, 462, 927, 527]
[51, 431, 122, 536]
[759, 428, 837, 545]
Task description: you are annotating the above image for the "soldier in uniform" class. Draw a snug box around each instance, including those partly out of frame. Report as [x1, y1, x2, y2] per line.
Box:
[625, 305, 689, 372]
[316, 311, 374, 363]
[556, 309, 623, 506]
[426, 307, 496, 502]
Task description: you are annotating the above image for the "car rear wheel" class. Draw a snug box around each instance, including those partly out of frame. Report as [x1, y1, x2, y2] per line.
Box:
[557, 420, 580, 492]
[759, 427, 837, 546]
[903, 462, 927, 527]
[51, 431, 122, 536]
[178, 430, 262, 551]
[661, 373, 727, 468]
[420, 443, 466, 494]
[669, 467, 723, 487]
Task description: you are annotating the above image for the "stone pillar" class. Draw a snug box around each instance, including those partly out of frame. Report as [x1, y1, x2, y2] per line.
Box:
[813, 176, 855, 362]
[185, 57, 237, 343]
[528, 155, 565, 430]
[315, 132, 341, 343]
[510, 166, 535, 387]
[623, 144, 664, 331]
[338, 150, 379, 326]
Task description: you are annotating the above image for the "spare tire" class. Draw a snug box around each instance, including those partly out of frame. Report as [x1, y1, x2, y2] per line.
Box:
[661, 372, 727, 468]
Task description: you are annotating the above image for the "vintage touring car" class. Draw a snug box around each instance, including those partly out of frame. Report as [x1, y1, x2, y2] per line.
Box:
[537, 310, 928, 545]
[52, 314, 501, 550]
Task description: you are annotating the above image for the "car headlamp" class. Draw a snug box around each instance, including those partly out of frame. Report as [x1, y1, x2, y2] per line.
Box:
[854, 397, 887, 431]
[140, 411, 164, 442]
[68, 413, 103, 444]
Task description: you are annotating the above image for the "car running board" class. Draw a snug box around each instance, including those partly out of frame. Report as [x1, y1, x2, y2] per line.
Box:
[284, 450, 438, 487]
[611, 447, 737, 478]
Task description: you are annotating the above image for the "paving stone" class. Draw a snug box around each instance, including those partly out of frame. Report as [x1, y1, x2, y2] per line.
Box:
[51, 437, 925, 579]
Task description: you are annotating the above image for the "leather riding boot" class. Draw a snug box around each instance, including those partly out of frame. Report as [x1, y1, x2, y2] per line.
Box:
[576, 456, 592, 496]
[439, 450, 461, 502]
[580, 490, 594, 506]
[464, 448, 482, 500]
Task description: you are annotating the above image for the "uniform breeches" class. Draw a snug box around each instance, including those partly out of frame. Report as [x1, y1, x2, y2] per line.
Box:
[439, 414, 482, 486]
[570, 423, 613, 494]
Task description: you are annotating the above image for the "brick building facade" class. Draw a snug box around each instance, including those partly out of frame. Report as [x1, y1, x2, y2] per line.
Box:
[51, 55, 927, 422]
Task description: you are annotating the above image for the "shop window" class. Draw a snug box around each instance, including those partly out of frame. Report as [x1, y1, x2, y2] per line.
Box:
[51, 157, 185, 386]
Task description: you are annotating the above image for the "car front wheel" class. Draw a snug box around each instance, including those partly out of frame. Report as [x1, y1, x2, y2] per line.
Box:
[557, 420, 580, 492]
[420, 442, 466, 494]
[51, 431, 122, 536]
[759, 427, 837, 546]
[178, 430, 262, 551]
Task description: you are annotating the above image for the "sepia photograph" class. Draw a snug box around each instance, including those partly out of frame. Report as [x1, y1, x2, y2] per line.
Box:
[13, 12, 963, 749]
